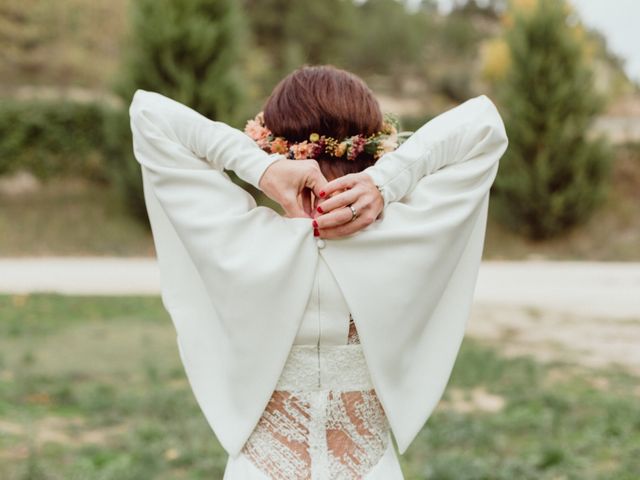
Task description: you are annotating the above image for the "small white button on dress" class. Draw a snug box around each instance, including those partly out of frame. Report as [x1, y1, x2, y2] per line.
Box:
[316, 239, 326, 249]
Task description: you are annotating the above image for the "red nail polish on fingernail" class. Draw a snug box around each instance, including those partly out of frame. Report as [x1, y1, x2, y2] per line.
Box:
[319, 191, 326, 198]
[312, 220, 318, 228]
[317, 206, 323, 213]
[313, 228, 319, 237]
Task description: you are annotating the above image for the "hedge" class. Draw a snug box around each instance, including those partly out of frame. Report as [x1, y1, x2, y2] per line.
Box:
[0, 99, 114, 182]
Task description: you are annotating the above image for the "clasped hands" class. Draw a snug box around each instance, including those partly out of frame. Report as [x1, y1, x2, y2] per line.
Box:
[258, 159, 384, 239]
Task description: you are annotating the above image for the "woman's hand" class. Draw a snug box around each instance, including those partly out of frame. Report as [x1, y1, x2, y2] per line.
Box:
[259, 159, 328, 218]
[312, 172, 384, 239]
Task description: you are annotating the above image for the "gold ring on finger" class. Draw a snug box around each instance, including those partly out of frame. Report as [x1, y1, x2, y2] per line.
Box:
[348, 204, 358, 222]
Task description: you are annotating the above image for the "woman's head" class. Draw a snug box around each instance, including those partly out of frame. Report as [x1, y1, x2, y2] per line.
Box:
[262, 65, 384, 181]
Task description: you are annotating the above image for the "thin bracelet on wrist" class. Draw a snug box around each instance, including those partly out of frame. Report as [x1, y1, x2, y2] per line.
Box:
[375, 184, 388, 207]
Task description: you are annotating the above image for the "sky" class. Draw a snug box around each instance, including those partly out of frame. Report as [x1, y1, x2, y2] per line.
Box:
[431, 0, 640, 83]
[567, 0, 640, 83]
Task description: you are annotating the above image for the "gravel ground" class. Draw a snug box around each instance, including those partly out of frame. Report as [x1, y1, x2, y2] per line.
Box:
[2, 257, 639, 373]
[1, 258, 638, 317]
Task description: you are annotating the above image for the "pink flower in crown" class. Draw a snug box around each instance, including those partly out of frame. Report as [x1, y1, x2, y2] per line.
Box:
[290, 140, 317, 160]
[270, 137, 289, 154]
[347, 135, 366, 161]
[244, 119, 271, 147]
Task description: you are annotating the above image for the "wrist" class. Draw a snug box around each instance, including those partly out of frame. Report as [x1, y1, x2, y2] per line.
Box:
[375, 184, 390, 208]
[362, 171, 390, 208]
[256, 154, 285, 191]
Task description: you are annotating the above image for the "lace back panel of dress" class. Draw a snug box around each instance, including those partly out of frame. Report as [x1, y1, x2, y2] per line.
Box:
[241, 317, 390, 479]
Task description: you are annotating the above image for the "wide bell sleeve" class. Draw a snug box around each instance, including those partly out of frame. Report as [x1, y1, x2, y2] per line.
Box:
[318, 95, 508, 455]
[130, 89, 284, 187]
[363, 94, 504, 207]
[129, 90, 319, 457]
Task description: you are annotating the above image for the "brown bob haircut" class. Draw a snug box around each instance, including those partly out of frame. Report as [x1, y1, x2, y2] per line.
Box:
[262, 64, 384, 180]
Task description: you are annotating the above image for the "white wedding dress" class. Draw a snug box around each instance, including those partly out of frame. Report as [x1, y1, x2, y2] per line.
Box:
[223, 256, 405, 479]
[129, 89, 507, 479]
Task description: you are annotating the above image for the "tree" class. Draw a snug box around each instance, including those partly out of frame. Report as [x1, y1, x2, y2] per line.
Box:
[491, 0, 611, 239]
[106, 0, 248, 221]
[242, 0, 359, 91]
[241, 0, 435, 96]
[117, 0, 248, 123]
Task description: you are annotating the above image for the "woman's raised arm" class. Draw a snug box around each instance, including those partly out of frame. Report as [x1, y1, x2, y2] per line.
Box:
[129, 90, 327, 217]
[130, 89, 282, 187]
[314, 95, 508, 236]
[130, 89, 328, 218]
[364, 94, 507, 206]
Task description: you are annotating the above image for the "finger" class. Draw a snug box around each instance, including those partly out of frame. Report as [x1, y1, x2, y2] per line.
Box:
[317, 198, 370, 234]
[294, 188, 314, 218]
[318, 216, 368, 239]
[305, 166, 329, 197]
[285, 163, 325, 218]
[314, 206, 353, 229]
[283, 196, 309, 218]
[316, 188, 360, 215]
[314, 199, 364, 229]
[301, 187, 313, 218]
[319, 174, 358, 198]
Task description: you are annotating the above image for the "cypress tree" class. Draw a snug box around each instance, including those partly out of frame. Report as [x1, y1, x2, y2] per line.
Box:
[492, 0, 611, 239]
[118, 0, 247, 123]
[106, 0, 248, 221]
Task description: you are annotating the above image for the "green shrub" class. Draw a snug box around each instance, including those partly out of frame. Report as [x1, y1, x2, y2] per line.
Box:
[491, 0, 612, 239]
[0, 100, 111, 182]
[101, 107, 150, 224]
[106, 0, 250, 221]
[398, 113, 435, 133]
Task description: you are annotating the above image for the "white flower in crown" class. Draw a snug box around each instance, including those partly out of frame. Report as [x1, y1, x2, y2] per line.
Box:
[380, 131, 399, 154]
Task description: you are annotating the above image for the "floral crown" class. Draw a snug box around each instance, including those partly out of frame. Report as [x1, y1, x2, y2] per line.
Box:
[244, 111, 412, 161]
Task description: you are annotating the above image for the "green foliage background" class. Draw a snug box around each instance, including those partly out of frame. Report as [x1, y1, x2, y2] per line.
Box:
[0, 0, 634, 237]
[105, 0, 248, 222]
[491, 0, 612, 239]
[0, 100, 111, 181]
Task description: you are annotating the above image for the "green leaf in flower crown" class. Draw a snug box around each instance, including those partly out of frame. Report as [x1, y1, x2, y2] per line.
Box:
[364, 141, 379, 155]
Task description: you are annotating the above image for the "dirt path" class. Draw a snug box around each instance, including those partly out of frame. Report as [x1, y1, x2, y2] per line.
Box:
[474, 260, 640, 320]
[2, 257, 639, 374]
[468, 303, 640, 376]
[2, 257, 638, 315]
[0, 256, 161, 295]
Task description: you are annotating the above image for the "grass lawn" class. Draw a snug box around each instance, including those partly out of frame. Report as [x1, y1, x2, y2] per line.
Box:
[0, 179, 154, 257]
[1, 294, 638, 479]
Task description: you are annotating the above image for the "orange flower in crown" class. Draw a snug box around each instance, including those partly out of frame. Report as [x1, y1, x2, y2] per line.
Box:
[290, 140, 321, 160]
[243, 111, 412, 161]
[269, 137, 289, 154]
